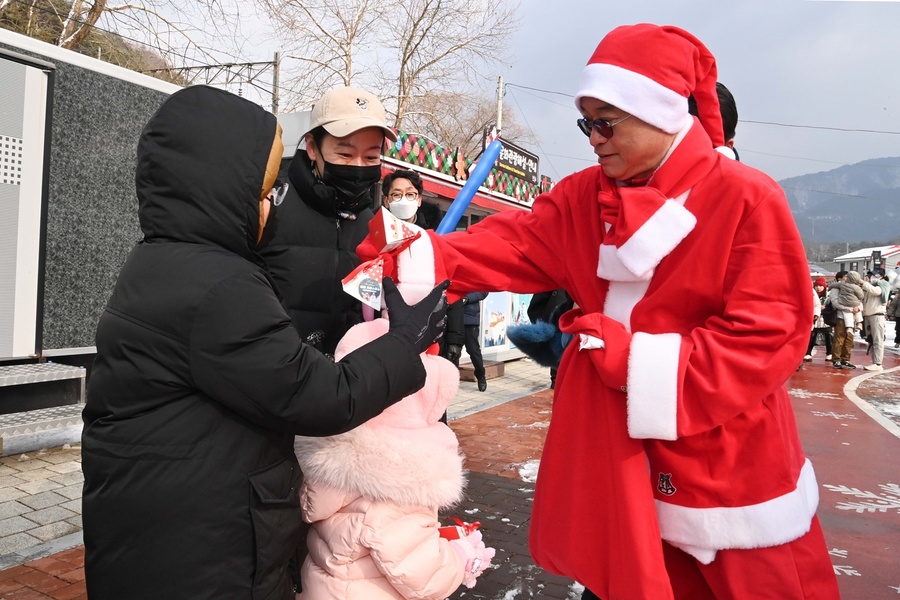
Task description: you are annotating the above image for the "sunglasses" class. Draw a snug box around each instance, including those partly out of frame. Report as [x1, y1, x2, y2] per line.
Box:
[576, 114, 632, 138]
[268, 180, 289, 206]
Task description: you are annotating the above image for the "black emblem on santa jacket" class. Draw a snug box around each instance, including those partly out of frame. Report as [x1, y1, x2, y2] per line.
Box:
[657, 473, 676, 496]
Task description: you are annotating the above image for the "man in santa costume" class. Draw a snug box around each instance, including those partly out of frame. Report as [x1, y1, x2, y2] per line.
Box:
[360, 23, 840, 600]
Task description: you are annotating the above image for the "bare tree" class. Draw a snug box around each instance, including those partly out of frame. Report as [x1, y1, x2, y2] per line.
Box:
[57, 0, 105, 47]
[1, 0, 249, 66]
[257, 0, 519, 128]
[258, 0, 387, 111]
[403, 90, 535, 158]
[380, 0, 518, 129]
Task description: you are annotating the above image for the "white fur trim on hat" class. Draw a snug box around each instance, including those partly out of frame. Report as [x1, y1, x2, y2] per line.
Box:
[657, 459, 820, 564]
[627, 331, 681, 440]
[575, 63, 692, 134]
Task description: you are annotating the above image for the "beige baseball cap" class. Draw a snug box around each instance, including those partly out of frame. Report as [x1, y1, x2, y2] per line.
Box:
[307, 86, 397, 142]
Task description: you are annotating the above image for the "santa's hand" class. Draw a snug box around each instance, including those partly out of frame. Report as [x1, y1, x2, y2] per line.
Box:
[578, 334, 606, 350]
[450, 530, 495, 588]
[559, 310, 631, 392]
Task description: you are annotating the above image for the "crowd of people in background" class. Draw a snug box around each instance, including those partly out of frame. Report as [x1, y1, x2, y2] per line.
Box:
[806, 267, 896, 371]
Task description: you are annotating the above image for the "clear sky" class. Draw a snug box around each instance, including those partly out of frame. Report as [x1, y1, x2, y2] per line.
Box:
[498, 0, 900, 183]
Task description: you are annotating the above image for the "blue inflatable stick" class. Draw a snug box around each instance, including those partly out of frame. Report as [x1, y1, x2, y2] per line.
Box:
[435, 139, 503, 234]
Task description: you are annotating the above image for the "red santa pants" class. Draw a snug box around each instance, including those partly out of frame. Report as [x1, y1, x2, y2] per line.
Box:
[662, 516, 840, 599]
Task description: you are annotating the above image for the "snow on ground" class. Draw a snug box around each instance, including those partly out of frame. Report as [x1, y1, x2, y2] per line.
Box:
[507, 421, 549, 430]
[518, 460, 539, 483]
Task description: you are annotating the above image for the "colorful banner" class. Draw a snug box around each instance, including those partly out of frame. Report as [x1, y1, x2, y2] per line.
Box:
[384, 131, 551, 204]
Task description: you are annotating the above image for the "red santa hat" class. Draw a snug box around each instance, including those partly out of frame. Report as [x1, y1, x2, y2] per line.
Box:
[574, 23, 725, 148]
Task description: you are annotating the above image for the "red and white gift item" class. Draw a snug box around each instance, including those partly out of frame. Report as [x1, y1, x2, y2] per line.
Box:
[368, 206, 421, 253]
[438, 516, 481, 540]
[341, 258, 385, 311]
[343, 207, 427, 309]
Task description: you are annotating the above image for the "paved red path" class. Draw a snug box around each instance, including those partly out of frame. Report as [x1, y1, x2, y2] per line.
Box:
[1, 347, 897, 599]
[0, 546, 85, 599]
[791, 349, 900, 599]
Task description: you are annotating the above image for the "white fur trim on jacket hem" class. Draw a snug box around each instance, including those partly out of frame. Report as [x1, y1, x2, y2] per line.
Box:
[627, 332, 680, 440]
[575, 63, 692, 134]
[657, 459, 820, 564]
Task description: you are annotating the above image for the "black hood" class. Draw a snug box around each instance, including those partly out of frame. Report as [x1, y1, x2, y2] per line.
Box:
[136, 85, 278, 259]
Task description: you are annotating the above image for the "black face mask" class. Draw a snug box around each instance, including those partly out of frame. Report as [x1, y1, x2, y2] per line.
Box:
[319, 161, 381, 213]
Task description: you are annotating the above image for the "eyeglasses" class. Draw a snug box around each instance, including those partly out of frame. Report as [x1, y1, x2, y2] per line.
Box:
[268, 180, 289, 206]
[576, 114, 632, 138]
[388, 191, 419, 201]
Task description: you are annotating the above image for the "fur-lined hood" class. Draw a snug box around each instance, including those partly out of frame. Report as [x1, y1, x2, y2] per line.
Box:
[294, 319, 465, 514]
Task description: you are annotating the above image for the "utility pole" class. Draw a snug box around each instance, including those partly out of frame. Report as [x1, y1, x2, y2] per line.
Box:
[496, 75, 504, 134]
[272, 52, 280, 115]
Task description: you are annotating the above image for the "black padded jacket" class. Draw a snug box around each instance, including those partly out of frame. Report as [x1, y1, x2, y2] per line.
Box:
[81, 86, 425, 600]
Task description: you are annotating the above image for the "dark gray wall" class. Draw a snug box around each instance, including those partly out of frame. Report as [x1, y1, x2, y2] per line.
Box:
[0, 41, 172, 350]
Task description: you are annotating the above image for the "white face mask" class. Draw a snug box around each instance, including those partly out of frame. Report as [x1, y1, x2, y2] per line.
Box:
[388, 198, 419, 221]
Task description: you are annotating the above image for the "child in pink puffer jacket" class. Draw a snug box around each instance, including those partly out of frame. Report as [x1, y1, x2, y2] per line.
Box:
[293, 317, 495, 599]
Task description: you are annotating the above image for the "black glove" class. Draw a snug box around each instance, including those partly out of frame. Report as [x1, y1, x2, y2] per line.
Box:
[384, 277, 450, 354]
[444, 344, 462, 367]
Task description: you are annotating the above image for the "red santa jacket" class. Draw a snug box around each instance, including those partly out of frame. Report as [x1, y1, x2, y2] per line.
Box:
[359, 120, 815, 599]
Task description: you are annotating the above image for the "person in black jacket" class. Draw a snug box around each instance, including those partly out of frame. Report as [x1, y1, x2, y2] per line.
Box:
[527, 289, 574, 389]
[81, 85, 448, 600]
[461, 292, 490, 391]
[259, 86, 396, 356]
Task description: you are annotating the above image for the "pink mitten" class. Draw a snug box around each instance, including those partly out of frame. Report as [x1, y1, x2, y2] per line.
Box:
[450, 529, 496, 588]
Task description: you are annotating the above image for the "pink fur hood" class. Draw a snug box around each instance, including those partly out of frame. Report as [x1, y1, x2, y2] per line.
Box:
[293, 319, 466, 512]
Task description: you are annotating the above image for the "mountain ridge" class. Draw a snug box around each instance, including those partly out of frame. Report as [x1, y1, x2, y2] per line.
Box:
[778, 156, 900, 243]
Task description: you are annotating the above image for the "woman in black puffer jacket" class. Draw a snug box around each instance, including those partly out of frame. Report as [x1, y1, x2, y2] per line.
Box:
[82, 85, 447, 600]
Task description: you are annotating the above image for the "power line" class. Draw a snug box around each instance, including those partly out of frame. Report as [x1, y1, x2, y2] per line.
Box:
[505, 85, 574, 111]
[505, 87, 562, 179]
[742, 119, 900, 136]
[779, 185, 885, 201]
[506, 80, 900, 136]
[739, 148, 899, 171]
[505, 82, 573, 98]
[542, 152, 595, 164]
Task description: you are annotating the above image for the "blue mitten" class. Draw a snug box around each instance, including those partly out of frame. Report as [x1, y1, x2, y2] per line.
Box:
[507, 322, 567, 367]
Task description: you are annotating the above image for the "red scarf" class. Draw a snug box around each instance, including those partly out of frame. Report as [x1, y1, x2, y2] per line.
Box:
[597, 119, 718, 249]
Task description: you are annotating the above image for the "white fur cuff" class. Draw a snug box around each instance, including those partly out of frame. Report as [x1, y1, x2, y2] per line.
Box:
[627, 332, 681, 440]
[396, 225, 436, 305]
